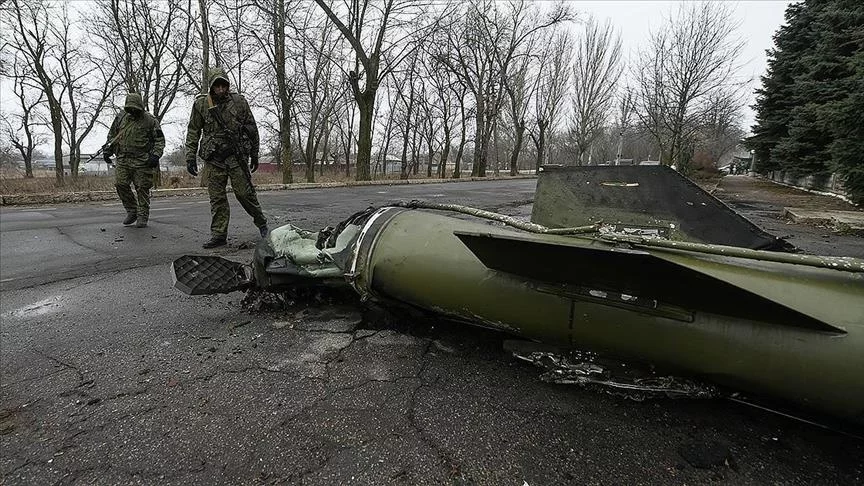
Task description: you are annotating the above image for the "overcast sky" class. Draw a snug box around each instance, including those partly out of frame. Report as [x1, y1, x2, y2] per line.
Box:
[573, 0, 790, 129]
[2, 0, 791, 154]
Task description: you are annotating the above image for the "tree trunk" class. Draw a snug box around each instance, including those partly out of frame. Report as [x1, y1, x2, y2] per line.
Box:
[273, 0, 292, 184]
[199, 0, 210, 93]
[453, 103, 467, 179]
[472, 98, 485, 177]
[70, 149, 81, 180]
[281, 115, 293, 184]
[50, 103, 65, 186]
[492, 119, 500, 177]
[305, 158, 314, 182]
[400, 123, 410, 180]
[411, 124, 420, 175]
[510, 120, 524, 176]
[439, 129, 451, 179]
[320, 129, 330, 177]
[535, 120, 548, 171]
[355, 90, 375, 181]
[344, 123, 352, 178]
[426, 136, 433, 178]
[304, 131, 315, 183]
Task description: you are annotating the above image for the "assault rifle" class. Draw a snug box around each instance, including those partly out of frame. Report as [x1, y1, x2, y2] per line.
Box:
[207, 99, 251, 162]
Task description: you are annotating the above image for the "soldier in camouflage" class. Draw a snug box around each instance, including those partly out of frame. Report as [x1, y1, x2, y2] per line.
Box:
[185, 67, 268, 249]
[103, 93, 165, 228]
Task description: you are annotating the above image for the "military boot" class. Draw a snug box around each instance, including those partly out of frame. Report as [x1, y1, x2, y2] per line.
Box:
[136, 217, 148, 228]
[202, 236, 227, 249]
[123, 212, 137, 225]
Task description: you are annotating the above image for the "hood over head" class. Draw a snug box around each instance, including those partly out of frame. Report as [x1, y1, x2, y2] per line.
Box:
[208, 67, 231, 92]
[124, 93, 144, 113]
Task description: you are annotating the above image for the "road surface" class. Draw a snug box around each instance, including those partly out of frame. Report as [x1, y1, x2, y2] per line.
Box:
[1, 178, 862, 485]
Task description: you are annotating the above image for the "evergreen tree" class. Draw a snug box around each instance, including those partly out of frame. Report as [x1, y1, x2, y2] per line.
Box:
[749, 0, 864, 203]
[749, 2, 814, 172]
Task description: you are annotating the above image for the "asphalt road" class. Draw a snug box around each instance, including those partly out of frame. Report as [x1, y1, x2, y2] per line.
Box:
[713, 175, 864, 258]
[0, 180, 536, 291]
[1, 178, 862, 485]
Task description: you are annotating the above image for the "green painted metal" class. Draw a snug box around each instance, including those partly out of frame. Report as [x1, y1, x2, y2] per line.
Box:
[351, 208, 864, 423]
[531, 165, 789, 249]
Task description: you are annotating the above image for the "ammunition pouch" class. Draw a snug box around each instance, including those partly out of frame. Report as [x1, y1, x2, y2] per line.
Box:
[200, 137, 235, 162]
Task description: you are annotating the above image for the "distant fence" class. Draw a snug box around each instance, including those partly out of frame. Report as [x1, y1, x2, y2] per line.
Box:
[765, 171, 851, 201]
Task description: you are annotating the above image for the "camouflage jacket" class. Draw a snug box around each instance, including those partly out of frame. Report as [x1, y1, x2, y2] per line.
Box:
[104, 93, 165, 162]
[184, 93, 260, 166]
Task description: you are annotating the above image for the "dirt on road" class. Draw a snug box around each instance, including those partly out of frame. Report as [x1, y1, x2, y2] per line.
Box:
[712, 175, 863, 258]
[715, 175, 860, 211]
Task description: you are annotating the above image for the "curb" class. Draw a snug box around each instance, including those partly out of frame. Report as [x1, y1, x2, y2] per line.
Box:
[0, 175, 537, 206]
[783, 207, 864, 236]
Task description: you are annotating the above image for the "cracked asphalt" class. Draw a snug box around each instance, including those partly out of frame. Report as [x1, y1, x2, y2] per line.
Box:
[1, 178, 863, 485]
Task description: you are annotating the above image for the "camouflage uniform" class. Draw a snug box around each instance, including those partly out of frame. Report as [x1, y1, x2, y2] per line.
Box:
[185, 69, 267, 240]
[104, 93, 165, 225]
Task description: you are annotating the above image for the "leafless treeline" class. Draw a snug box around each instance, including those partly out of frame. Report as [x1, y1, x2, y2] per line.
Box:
[0, 0, 748, 185]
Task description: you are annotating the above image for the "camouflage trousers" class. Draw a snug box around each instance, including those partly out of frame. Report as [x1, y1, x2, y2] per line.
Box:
[206, 156, 267, 238]
[115, 159, 154, 220]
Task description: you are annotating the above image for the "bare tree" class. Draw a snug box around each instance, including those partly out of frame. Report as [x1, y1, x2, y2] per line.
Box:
[90, 0, 195, 119]
[452, 89, 472, 179]
[252, 0, 304, 183]
[209, 0, 261, 92]
[569, 16, 622, 165]
[6, 0, 67, 184]
[313, 0, 447, 181]
[633, 3, 745, 173]
[288, 5, 346, 182]
[4, 56, 47, 178]
[391, 50, 421, 180]
[614, 87, 634, 164]
[697, 86, 746, 167]
[373, 86, 398, 177]
[424, 21, 471, 179]
[53, 3, 120, 178]
[633, 43, 668, 163]
[336, 103, 357, 177]
[530, 29, 572, 171]
[199, 0, 210, 93]
[421, 49, 461, 178]
[439, 0, 570, 177]
[503, 51, 535, 175]
[417, 83, 441, 178]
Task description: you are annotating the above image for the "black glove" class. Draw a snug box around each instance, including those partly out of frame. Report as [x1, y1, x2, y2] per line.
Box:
[249, 154, 259, 173]
[148, 154, 160, 168]
[186, 159, 198, 176]
[103, 152, 113, 165]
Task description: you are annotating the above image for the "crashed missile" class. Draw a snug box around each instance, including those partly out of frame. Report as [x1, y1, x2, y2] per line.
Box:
[172, 167, 864, 427]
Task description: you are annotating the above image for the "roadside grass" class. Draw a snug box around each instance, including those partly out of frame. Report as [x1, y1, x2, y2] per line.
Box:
[0, 166, 473, 195]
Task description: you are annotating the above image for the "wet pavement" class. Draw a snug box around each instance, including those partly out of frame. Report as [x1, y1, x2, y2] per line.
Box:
[2, 177, 863, 485]
[713, 175, 864, 257]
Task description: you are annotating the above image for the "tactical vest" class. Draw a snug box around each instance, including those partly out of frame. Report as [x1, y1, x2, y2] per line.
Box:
[197, 94, 248, 162]
[110, 112, 158, 158]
